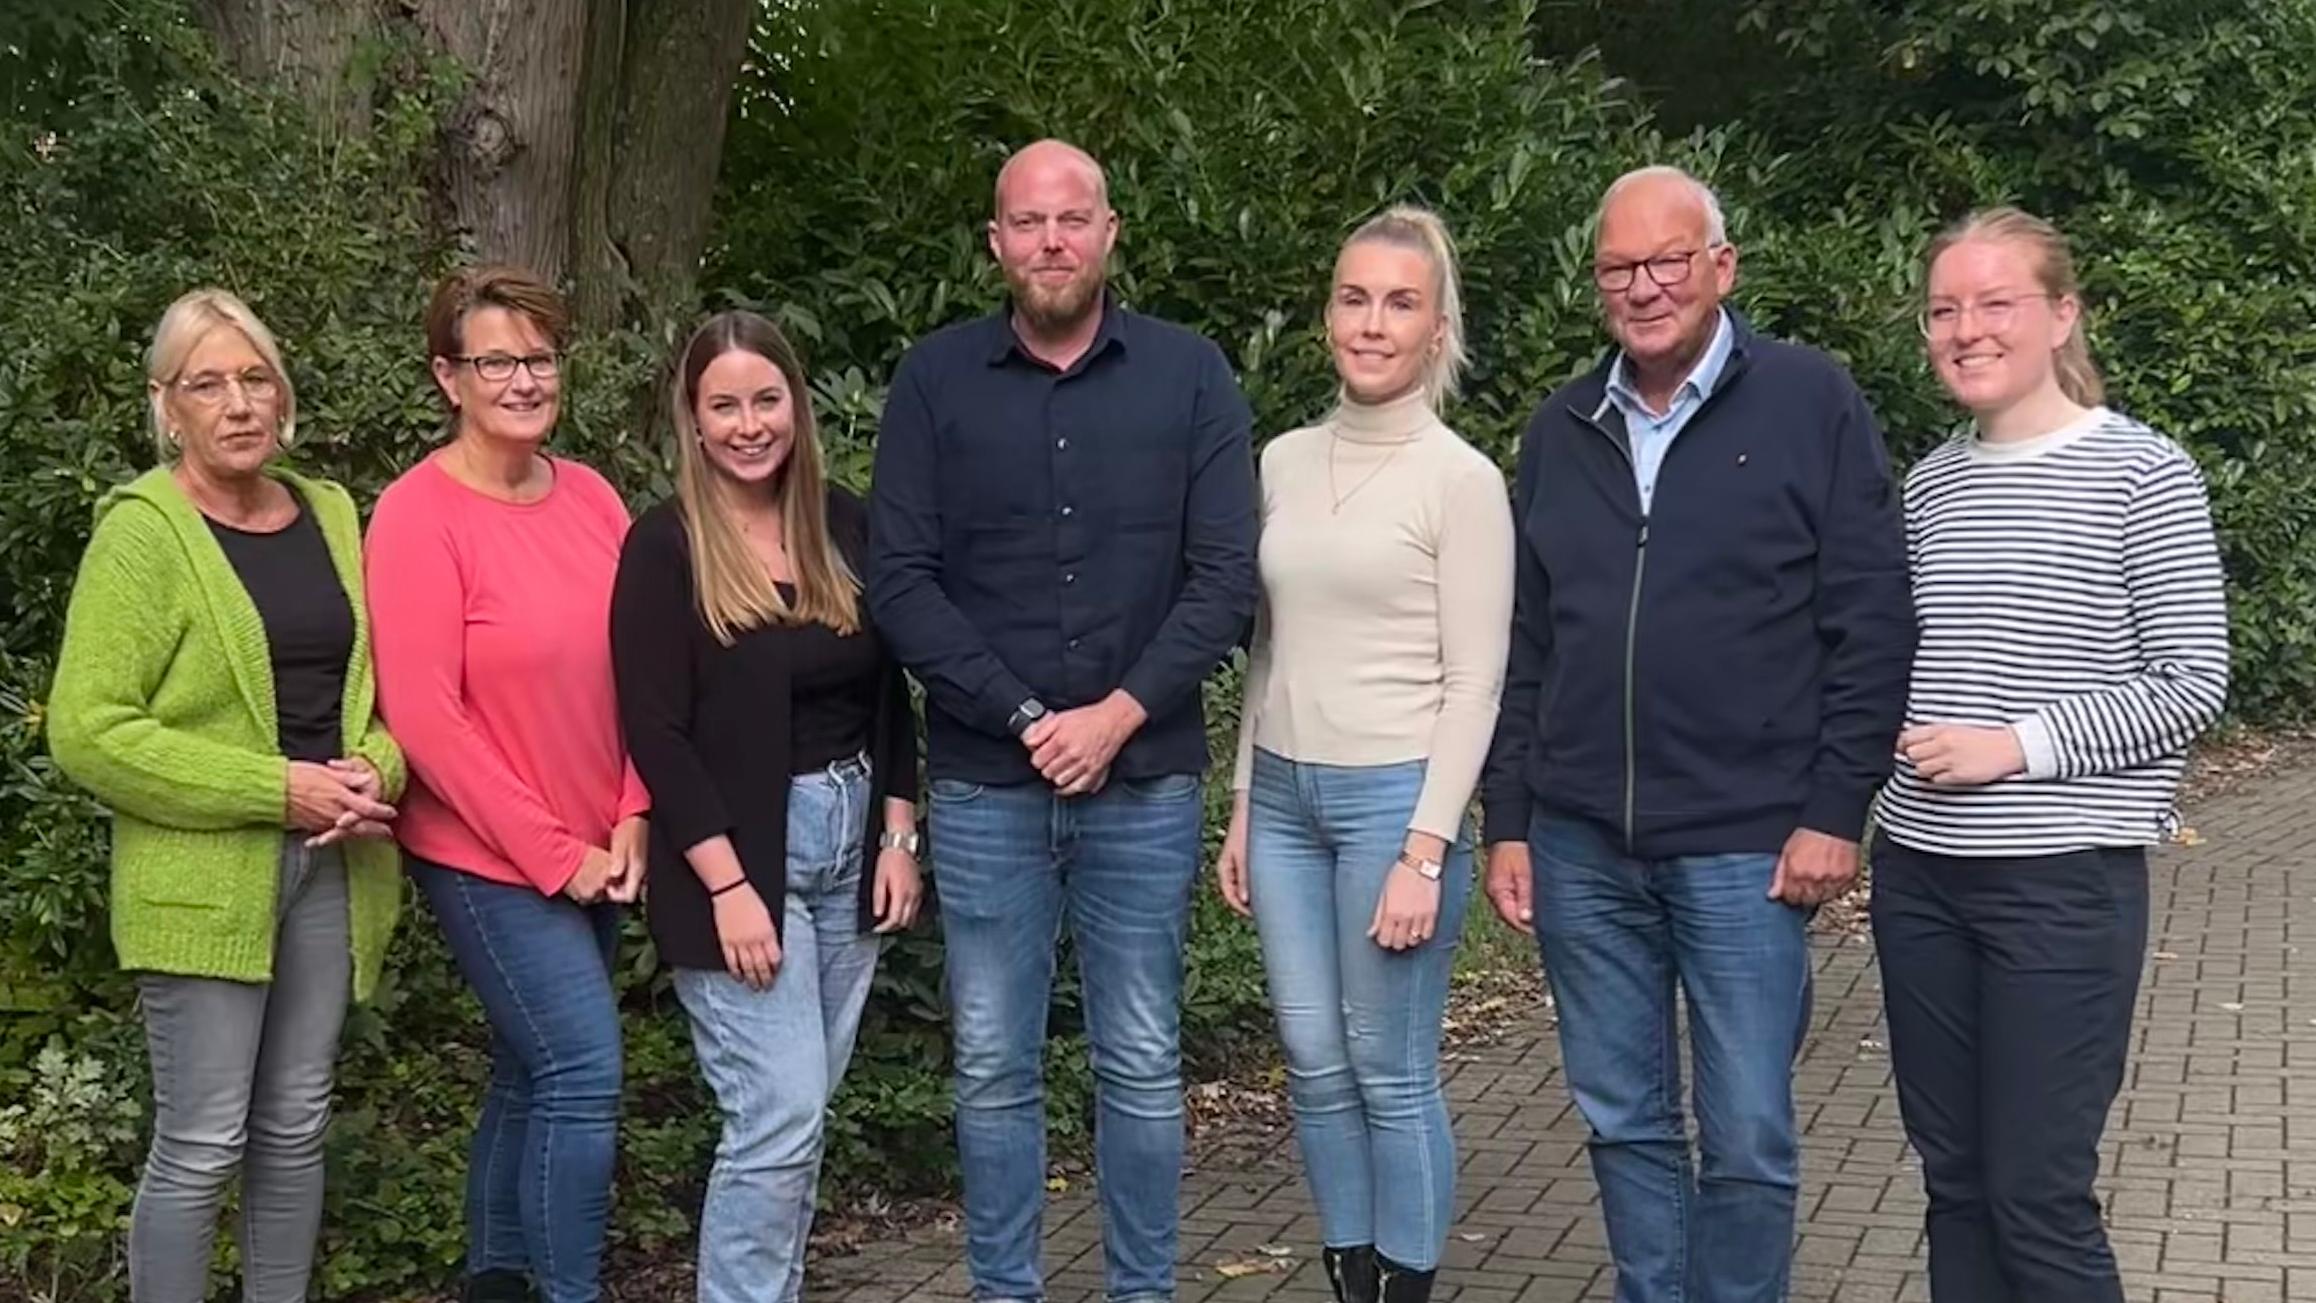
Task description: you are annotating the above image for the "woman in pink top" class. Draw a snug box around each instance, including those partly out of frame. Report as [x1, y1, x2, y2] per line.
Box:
[365, 266, 649, 1303]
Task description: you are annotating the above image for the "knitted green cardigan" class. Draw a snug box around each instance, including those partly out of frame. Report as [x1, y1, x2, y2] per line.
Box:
[48, 466, 405, 1000]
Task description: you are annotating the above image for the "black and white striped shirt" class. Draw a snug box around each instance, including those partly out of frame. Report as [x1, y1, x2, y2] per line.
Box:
[1876, 406, 2231, 857]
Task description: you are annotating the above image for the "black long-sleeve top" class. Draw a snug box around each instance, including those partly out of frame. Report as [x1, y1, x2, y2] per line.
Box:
[611, 488, 919, 969]
[865, 301, 1260, 782]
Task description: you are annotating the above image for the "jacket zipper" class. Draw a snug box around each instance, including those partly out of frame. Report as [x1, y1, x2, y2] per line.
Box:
[1571, 405, 1649, 853]
[1567, 343, 1749, 854]
[1623, 518, 1648, 851]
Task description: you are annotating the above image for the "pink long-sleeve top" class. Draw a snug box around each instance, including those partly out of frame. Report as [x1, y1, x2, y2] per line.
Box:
[365, 453, 649, 895]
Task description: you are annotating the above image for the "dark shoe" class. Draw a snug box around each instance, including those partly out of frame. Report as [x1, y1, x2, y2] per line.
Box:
[1376, 1251, 1436, 1303]
[1323, 1243, 1379, 1303]
[463, 1269, 531, 1303]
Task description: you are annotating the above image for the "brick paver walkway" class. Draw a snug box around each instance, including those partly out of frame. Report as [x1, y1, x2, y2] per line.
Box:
[816, 765, 2316, 1302]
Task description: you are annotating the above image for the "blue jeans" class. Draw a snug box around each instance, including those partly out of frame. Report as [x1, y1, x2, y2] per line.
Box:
[1246, 751, 1470, 1270]
[1527, 814, 1811, 1303]
[931, 772, 1205, 1303]
[409, 857, 623, 1303]
[673, 759, 883, 1303]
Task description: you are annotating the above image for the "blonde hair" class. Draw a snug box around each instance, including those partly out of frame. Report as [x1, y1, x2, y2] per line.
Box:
[145, 289, 297, 455]
[1343, 204, 1468, 408]
[1924, 206, 2106, 407]
[668, 311, 859, 644]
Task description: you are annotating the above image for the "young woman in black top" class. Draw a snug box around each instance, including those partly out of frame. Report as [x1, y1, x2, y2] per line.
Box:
[610, 310, 922, 1303]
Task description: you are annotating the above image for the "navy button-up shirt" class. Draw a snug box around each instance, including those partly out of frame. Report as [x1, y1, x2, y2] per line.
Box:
[867, 302, 1259, 784]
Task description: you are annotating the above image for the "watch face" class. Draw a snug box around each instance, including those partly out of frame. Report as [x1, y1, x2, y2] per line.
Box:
[1011, 700, 1049, 736]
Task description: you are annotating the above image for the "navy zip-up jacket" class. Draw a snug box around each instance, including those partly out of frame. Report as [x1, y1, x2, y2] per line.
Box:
[1479, 316, 1915, 857]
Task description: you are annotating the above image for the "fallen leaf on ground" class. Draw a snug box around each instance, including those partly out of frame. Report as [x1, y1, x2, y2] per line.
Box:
[1216, 1256, 1294, 1278]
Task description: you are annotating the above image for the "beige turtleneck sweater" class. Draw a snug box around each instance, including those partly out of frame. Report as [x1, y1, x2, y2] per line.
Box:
[1232, 389, 1515, 840]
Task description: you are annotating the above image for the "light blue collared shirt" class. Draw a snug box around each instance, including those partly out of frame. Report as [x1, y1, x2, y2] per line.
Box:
[1599, 308, 1735, 514]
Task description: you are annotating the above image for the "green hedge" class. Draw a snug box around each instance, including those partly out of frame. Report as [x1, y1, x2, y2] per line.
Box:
[5, 0, 2314, 1297]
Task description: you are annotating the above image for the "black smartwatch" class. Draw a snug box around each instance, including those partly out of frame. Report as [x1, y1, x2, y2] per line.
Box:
[1007, 698, 1049, 738]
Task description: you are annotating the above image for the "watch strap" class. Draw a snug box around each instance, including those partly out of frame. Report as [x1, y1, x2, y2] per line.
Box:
[1395, 850, 1444, 881]
[1007, 698, 1048, 737]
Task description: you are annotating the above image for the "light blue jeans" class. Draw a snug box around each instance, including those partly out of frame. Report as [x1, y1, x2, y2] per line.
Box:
[1246, 751, 1471, 1271]
[673, 758, 882, 1303]
[1527, 813, 1812, 1303]
[930, 771, 1205, 1303]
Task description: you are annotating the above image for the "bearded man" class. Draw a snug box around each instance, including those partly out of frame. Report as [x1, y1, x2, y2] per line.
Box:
[868, 138, 1259, 1303]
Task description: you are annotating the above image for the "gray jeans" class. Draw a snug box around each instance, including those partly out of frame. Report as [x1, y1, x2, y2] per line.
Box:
[130, 836, 351, 1303]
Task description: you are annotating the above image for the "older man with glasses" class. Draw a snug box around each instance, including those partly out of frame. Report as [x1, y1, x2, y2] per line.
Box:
[1479, 165, 1916, 1303]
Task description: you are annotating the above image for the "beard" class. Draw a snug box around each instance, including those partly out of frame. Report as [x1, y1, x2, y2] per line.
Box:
[1006, 261, 1106, 334]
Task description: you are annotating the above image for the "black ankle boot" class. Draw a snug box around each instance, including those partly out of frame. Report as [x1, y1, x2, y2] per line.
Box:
[1376, 1251, 1437, 1303]
[463, 1269, 531, 1303]
[1322, 1243, 1379, 1303]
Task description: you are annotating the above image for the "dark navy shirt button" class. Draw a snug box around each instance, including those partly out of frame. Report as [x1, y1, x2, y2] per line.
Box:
[1060, 505, 1074, 518]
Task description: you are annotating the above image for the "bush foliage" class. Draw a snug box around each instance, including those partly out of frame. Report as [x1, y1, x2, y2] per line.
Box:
[4, 0, 2312, 1296]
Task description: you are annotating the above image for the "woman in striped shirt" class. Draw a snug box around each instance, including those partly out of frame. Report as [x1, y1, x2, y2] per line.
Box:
[1874, 207, 2231, 1302]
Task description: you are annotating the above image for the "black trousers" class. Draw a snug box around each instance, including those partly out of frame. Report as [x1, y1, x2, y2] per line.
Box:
[1869, 836, 2149, 1303]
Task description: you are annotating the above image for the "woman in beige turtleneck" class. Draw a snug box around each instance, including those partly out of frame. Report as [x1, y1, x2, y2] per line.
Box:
[1214, 207, 1514, 1303]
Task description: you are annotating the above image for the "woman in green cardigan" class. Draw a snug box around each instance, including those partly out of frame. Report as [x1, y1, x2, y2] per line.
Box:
[48, 288, 405, 1303]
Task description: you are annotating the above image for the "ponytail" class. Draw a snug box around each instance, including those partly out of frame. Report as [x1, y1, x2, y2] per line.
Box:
[1343, 204, 1468, 409]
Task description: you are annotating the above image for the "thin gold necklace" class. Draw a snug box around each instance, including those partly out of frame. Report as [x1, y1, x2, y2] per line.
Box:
[1328, 431, 1411, 513]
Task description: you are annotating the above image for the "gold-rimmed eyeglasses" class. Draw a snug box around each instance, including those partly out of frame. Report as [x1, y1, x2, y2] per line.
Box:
[1918, 293, 2053, 338]
[172, 368, 282, 407]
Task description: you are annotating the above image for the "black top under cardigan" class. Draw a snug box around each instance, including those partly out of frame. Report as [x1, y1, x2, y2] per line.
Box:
[205, 489, 355, 763]
[610, 488, 920, 970]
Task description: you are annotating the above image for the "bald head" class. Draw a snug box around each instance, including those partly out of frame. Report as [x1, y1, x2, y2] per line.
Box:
[1594, 165, 1727, 247]
[988, 139, 1119, 339]
[994, 139, 1110, 218]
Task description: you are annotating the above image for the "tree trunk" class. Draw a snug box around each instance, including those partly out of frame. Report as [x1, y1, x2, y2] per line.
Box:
[569, 1, 634, 331]
[195, 0, 746, 330]
[571, 0, 756, 332]
[190, 0, 381, 137]
[408, 0, 591, 283]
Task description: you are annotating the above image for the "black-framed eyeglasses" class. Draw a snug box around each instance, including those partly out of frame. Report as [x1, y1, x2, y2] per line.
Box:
[1594, 244, 1724, 293]
[451, 352, 561, 383]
